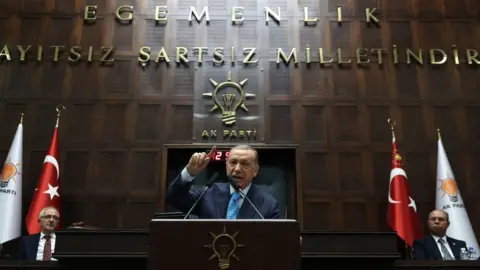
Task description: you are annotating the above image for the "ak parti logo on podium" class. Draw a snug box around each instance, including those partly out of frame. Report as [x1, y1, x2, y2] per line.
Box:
[204, 225, 245, 269]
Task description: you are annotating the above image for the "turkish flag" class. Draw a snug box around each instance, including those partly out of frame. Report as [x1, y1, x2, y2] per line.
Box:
[387, 134, 424, 247]
[25, 127, 61, 234]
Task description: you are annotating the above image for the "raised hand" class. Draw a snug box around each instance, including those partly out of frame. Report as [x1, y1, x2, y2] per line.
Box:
[185, 146, 216, 176]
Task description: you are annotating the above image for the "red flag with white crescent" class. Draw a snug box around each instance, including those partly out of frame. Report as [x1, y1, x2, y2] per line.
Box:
[25, 127, 61, 234]
[387, 134, 424, 246]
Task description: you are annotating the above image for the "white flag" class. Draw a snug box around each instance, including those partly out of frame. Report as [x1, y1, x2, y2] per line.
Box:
[0, 121, 23, 244]
[436, 136, 479, 259]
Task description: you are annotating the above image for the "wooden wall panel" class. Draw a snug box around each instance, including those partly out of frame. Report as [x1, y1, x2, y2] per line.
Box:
[0, 0, 478, 238]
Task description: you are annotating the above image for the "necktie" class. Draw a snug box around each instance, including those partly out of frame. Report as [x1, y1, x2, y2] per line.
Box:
[439, 239, 454, 260]
[43, 235, 52, 261]
[226, 192, 241, 219]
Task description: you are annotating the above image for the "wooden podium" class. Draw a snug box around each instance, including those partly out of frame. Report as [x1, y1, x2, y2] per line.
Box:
[147, 219, 301, 270]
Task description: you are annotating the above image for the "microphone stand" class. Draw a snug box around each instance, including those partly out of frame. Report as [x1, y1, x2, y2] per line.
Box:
[184, 185, 209, 219]
[183, 172, 219, 219]
[228, 175, 265, 219]
[237, 189, 265, 219]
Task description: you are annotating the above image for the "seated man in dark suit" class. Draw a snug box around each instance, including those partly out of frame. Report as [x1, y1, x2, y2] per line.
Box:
[19, 206, 59, 261]
[413, 209, 467, 260]
[166, 145, 280, 219]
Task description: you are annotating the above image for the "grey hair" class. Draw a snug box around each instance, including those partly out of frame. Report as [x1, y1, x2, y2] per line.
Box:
[230, 144, 259, 166]
[39, 206, 60, 219]
[429, 209, 449, 222]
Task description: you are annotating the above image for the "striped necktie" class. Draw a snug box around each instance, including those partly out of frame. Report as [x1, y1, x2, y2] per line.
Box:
[439, 239, 455, 260]
[226, 192, 241, 219]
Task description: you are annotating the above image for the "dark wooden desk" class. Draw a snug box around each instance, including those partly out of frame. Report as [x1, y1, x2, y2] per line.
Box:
[5, 230, 477, 270]
[0, 260, 479, 270]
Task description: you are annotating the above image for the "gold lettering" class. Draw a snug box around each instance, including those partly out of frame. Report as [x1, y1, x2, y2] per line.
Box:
[337, 5, 342, 24]
[189, 6, 210, 24]
[429, 49, 447, 65]
[156, 47, 171, 63]
[50, 45, 64, 62]
[319, 48, 333, 66]
[337, 48, 351, 65]
[392, 45, 398, 64]
[68, 46, 81, 62]
[87, 46, 93, 62]
[17, 45, 31, 61]
[176, 47, 189, 63]
[201, 130, 209, 138]
[305, 45, 311, 64]
[139, 47, 150, 62]
[466, 49, 480, 65]
[37, 46, 43, 61]
[116, 5, 133, 22]
[356, 48, 370, 65]
[371, 48, 386, 64]
[365, 8, 379, 25]
[193, 47, 208, 63]
[265, 7, 281, 24]
[243, 48, 258, 64]
[232, 7, 244, 24]
[0, 45, 11, 61]
[220, 129, 257, 140]
[155, 6, 168, 23]
[277, 48, 298, 64]
[213, 47, 224, 64]
[100, 46, 115, 63]
[303, 7, 317, 24]
[406, 49, 423, 65]
[452, 45, 460, 65]
[84, 5, 97, 22]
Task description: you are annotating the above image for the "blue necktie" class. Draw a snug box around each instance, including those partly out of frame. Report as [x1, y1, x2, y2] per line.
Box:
[226, 192, 241, 219]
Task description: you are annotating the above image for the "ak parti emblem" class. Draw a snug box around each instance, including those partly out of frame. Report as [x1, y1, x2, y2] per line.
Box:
[0, 161, 20, 188]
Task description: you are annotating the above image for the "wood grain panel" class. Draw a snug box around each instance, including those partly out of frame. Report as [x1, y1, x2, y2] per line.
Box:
[0, 0, 479, 240]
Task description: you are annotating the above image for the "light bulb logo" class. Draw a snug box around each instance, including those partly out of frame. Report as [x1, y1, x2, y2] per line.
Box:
[203, 71, 255, 126]
[0, 161, 20, 188]
[204, 226, 245, 269]
[439, 177, 459, 202]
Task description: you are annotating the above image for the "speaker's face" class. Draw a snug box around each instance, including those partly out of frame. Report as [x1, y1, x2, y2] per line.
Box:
[226, 148, 258, 189]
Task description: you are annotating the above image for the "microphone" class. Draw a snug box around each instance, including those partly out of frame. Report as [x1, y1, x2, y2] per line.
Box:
[228, 176, 265, 219]
[183, 172, 219, 219]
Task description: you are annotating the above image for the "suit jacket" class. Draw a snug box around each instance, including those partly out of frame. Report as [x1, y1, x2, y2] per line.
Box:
[413, 235, 467, 260]
[166, 174, 280, 219]
[18, 233, 41, 261]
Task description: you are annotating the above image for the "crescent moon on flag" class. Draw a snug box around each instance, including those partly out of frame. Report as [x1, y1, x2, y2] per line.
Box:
[388, 168, 406, 204]
[43, 155, 59, 180]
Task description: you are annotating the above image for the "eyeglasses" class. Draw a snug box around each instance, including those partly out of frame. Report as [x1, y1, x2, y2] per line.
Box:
[41, 215, 59, 220]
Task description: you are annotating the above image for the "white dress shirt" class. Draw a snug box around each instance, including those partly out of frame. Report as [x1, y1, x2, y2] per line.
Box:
[36, 232, 57, 261]
[431, 235, 455, 259]
[180, 168, 251, 210]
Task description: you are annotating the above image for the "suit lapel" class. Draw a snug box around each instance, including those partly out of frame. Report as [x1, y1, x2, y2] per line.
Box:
[214, 184, 230, 219]
[427, 236, 443, 260]
[237, 185, 263, 219]
[447, 237, 460, 259]
[28, 234, 41, 260]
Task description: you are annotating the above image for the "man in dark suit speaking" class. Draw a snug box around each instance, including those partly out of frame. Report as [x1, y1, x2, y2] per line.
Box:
[413, 209, 468, 260]
[166, 145, 280, 219]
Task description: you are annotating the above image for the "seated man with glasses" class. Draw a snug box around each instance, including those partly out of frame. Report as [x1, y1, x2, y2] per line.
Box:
[166, 145, 280, 219]
[18, 206, 60, 261]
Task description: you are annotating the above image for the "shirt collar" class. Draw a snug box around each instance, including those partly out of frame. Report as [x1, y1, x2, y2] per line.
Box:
[40, 232, 56, 239]
[230, 182, 252, 195]
[431, 234, 447, 243]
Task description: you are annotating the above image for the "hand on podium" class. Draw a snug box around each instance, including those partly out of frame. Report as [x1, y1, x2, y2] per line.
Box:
[186, 146, 216, 176]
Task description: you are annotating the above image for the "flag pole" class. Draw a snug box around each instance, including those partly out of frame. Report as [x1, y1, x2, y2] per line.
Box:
[56, 104, 65, 127]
